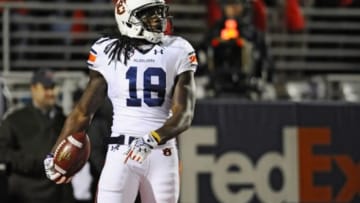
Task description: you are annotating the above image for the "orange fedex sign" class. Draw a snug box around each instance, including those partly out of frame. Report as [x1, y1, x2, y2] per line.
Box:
[180, 127, 360, 203]
[298, 128, 359, 202]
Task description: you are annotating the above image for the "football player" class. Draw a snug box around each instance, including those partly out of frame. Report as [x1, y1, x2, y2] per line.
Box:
[44, 0, 197, 203]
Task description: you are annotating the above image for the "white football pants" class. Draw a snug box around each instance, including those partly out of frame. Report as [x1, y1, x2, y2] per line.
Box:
[96, 142, 179, 203]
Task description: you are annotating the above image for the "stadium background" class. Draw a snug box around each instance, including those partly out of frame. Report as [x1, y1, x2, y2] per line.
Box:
[1, 1, 360, 203]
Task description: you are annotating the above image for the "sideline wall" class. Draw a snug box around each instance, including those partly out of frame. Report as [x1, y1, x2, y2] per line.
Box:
[180, 99, 360, 203]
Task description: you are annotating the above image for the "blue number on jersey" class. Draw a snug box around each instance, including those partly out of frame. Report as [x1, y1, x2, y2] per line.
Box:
[126, 66, 166, 107]
[126, 66, 142, 106]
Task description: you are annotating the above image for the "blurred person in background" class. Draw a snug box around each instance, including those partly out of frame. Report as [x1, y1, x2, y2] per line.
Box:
[284, 0, 305, 33]
[199, 0, 273, 98]
[0, 69, 75, 203]
[205, 0, 268, 31]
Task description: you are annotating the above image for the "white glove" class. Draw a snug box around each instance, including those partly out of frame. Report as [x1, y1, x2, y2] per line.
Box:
[124, 133, 158, 164]
[44, 154, 61, 181]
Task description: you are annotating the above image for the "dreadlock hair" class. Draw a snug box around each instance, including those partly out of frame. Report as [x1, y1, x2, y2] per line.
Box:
[102, 29, 154, 65]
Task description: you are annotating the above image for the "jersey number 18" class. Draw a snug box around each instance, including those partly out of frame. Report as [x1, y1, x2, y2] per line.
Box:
[126, 66, 166, 107]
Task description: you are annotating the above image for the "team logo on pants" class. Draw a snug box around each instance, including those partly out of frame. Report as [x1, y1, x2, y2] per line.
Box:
[163, 148, 172, 156]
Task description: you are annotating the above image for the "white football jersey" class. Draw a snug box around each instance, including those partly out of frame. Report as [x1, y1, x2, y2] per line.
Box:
[87, 35, 197, 138]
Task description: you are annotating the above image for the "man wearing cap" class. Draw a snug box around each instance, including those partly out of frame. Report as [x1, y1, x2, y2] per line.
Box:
[0, 69, 75, 203]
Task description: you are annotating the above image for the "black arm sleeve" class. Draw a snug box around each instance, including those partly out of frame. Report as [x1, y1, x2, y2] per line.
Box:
[0, 118, 46, 177]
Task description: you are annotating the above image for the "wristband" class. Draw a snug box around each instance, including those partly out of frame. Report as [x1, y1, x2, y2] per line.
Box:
[150, 131, 161, 143]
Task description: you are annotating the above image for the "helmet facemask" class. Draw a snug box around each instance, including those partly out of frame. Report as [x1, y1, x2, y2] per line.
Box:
[133, 5, 169, 34]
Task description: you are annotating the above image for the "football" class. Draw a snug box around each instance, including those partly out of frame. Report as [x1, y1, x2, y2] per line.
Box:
[53, 131, 91, 177]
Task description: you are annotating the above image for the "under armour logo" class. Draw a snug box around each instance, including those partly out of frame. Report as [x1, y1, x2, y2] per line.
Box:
[110, 144, 120, 151]
[154, 49, 164, 55]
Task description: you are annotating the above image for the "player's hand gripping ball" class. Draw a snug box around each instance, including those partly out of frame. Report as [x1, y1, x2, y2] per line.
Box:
[52, 132, 91, 177]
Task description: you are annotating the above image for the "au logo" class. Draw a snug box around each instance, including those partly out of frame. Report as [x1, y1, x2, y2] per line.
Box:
[115, 0, 126, 15]
[163, 148, 172, 156]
